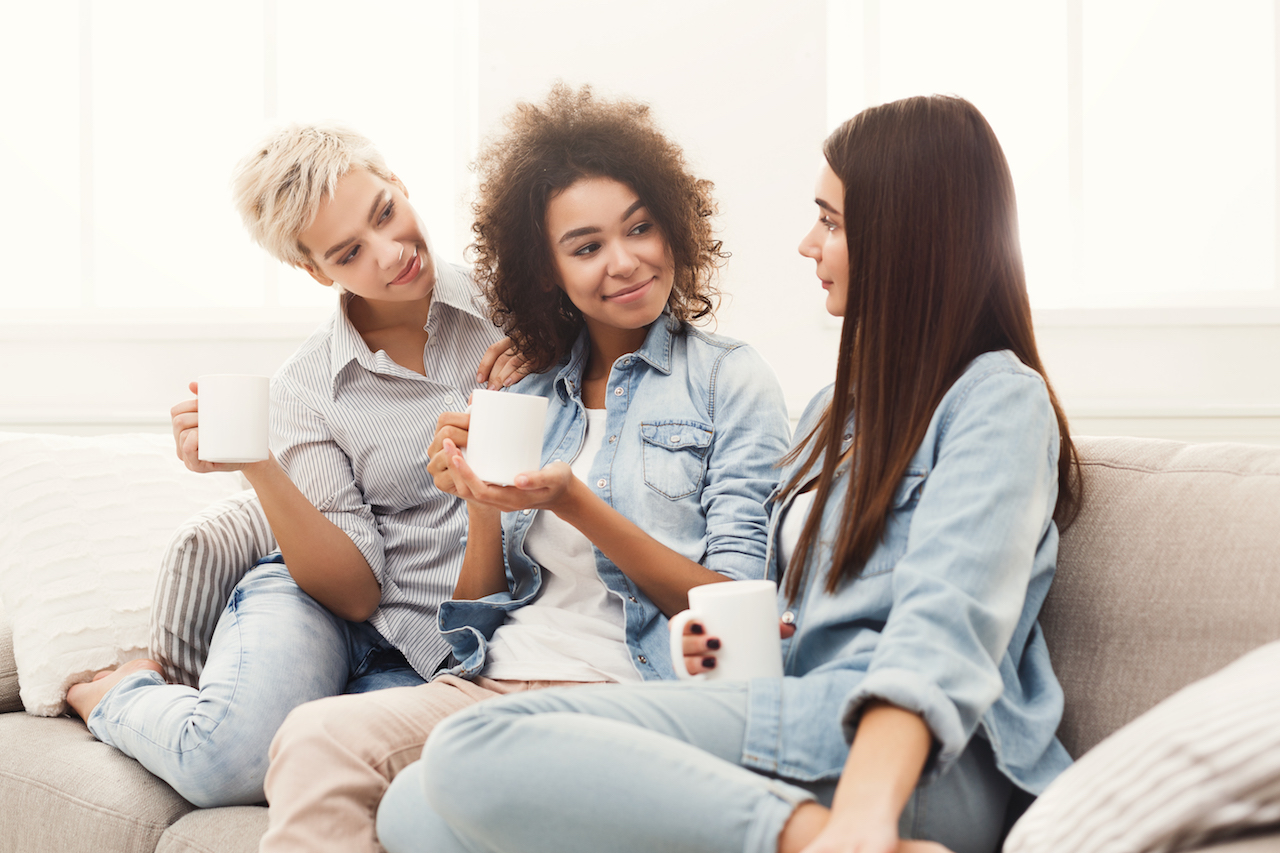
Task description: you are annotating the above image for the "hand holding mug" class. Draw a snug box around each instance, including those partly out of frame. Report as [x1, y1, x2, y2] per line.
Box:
[428, 411, 472, 495]
[669, 580, 784, 681]
[171, 376, 271, 473]
[436, 437, 574, 512]
[681, 616, 796, 676]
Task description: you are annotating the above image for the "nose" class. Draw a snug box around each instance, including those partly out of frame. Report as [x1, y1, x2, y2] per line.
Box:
[798, 225, 821, 260]
[376, 238, 404, 270]
[605, 242, 639, 278]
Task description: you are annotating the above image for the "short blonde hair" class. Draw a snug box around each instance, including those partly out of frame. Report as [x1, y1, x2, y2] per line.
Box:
[231, 122, 395, 268]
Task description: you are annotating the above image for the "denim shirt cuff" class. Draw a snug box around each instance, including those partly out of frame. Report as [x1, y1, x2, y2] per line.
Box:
[840, 667, 967, 781]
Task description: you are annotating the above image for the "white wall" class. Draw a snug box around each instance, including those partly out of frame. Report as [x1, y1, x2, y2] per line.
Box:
[1, 0, 1277, 446]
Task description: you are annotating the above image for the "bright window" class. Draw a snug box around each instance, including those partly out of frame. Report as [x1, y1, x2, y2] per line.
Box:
[827, 0, 1278, 308]
[0, 0, 475, 313]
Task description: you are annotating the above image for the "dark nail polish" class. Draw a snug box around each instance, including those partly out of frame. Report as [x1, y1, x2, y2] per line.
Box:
[702, 657, 717, 669]
[690, 623, 704, 635]
[706, 638, 721, 650]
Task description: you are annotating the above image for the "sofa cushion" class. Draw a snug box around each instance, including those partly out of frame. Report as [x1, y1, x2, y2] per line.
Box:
[150, 490, 276, 687]
[156, 805, 268, 853]
[0, 712, 197, 852]
[1005, 640, 1280, 853]
[0, 432, 244, 715]
[0, 600, 19, 713]
[1044, 436, 1280, 758]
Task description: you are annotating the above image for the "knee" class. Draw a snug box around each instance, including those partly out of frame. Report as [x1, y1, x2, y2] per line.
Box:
[171, 749, 269, 808]
[376, 763, 429, 853]
[270, 695, 364, 766]
[419, 706, 513, 823]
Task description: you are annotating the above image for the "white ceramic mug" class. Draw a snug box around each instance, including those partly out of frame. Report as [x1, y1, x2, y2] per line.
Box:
[668, 579, 784, 681]
[464, 389, 549, 486]
[196, 374, 270, 464]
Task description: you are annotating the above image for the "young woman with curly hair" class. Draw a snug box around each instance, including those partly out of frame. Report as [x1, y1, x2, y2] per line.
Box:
[375, 95, 1080, 853]
[255, 84, 791, 853]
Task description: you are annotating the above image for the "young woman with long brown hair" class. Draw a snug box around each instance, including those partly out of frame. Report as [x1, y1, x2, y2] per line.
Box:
[376, 94, 1079, 853]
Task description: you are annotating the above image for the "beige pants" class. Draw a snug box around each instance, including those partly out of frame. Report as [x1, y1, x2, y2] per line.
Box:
[259, 675, 593, 853]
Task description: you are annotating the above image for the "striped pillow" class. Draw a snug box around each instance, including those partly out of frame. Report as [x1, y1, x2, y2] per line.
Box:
[149, 490, 277, 687]
[1005, 641, 1280, 853]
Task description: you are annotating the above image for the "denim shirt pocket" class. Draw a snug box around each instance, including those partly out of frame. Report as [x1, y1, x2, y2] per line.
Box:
[858, 469, 928, 578]
[640, 420, 714, 500]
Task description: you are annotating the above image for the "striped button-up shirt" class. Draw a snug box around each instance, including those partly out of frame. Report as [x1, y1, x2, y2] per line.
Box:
[270, 258, 503, 677]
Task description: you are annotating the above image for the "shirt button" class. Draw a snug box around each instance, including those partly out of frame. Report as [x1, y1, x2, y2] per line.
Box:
[614, 387, 624, 396]
[637, 655, 648, 665]
[623, 357, 632, 365]
[597, 478, 607, 488]
[781, 610, 796, 625]
[609, 435, 617, 443]
[628, 595, 638, 603]
[522, 509, 531, 515]
[669, 435, 681, 444]
[444, 395, 454, 405]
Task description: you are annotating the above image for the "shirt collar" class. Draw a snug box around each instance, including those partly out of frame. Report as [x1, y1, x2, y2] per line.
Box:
[325, 253, 491, 398]
[551, 311, 678, 403]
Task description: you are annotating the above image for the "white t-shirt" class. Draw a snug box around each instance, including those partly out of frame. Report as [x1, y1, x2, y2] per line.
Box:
[483, 408, 640, 683]
[778, 489, 817, 571]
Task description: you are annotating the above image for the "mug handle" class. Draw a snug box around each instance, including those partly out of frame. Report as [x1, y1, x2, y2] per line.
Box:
[668, 609, 706, 681]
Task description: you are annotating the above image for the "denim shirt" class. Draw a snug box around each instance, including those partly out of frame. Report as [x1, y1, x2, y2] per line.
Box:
[438, 315, 792, 681]
[742, 350, 1073, 795]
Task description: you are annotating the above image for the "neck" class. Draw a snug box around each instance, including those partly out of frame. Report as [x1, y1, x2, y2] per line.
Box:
[347, 291, 432, 335]
[584, 319, 651, 380]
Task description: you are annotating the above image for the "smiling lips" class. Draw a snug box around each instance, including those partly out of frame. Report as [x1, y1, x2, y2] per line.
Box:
[390, 249, 421, 286]
[606, 277, 654, 304]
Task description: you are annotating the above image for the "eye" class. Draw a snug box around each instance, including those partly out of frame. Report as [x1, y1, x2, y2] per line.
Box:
[338, 245, 360, 265]
[573, 242, 601, 257]
[629, 222, 653, 237]
[820, 215, 838, 233]
[379, 201, 395, 224]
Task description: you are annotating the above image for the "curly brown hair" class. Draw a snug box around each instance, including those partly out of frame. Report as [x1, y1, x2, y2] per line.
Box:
[470, 83, 726, 372]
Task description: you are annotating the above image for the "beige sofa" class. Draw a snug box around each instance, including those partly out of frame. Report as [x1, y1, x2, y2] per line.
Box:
[1, 435, 1278, 852]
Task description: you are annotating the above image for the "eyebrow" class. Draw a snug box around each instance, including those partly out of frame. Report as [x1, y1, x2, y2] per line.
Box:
[816, 198, 843, 217]
[557, 198, 648, 246]
[322, 191, 390, 261]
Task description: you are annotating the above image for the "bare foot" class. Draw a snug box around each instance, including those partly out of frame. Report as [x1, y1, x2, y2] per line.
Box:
[66, 659, 164, 722]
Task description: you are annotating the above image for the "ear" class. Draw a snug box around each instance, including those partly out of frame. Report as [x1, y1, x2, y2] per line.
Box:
[300, 263, 335, 287]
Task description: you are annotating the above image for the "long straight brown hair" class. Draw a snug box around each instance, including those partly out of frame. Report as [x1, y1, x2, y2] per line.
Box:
[783, 95, 1080, 603]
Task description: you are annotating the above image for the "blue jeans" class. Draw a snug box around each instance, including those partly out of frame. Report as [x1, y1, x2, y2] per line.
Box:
[87, 559, 425, 807]
[376, 681, 1011, 853]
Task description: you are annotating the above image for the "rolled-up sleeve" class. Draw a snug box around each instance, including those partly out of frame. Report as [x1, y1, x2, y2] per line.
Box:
[700, 345, 792, 580]
[838, 369, 1058, 778]
[270, 375, 387, 583]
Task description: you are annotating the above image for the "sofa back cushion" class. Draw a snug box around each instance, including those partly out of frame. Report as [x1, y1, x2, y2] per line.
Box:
[0, 432, 244, 715]
[1043, 436, 1280, 758]
[0, 601, 18, 713]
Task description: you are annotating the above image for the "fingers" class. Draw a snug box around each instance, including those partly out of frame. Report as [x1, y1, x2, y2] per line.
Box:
[509, 460, 569, 492]
[170, 393, 204, 468]
[429, 424, 470, 457]
[680, 620, 720, 675]
[489, 352, 532, 390]
[475, 336, 514, 385]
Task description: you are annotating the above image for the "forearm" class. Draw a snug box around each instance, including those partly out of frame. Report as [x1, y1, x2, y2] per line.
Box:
[829, 702, 933, 829]
[554, 478, 728, 616]
[452, 504, 508, 600]
[240, 457, 381, 621]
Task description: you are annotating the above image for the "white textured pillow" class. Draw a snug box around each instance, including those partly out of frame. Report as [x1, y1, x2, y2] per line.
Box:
[150, 489, 276, 687]
[0, 432, 245, 716]
[1006, 640, 1280, 853]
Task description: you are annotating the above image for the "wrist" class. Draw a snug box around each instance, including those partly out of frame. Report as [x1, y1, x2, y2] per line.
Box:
[551, 475, 593, 525]
[238, 454, 281, 485]
[466, 502, 502, 524]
